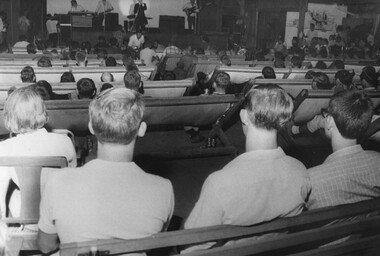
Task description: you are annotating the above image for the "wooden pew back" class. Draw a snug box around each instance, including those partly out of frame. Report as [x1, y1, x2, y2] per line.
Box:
[0, 95, 239, 135]
[0, 66, 154, 85]
[56, 197, 380, 256]
[253, 79, 313, 98]
[293, 89, 380, 123]
[0, 80, 194, 102]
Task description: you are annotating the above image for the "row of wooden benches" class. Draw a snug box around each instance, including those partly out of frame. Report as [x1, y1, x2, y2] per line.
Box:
[5, 172, 380, 256]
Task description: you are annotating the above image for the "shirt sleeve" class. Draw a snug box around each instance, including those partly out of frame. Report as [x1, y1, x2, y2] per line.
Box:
[95, 2, 101, 13]
[184, 176, 224, 229]
[38, 174, 57, 234]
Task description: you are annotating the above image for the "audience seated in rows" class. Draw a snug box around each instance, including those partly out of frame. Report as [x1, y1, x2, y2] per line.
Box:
[0, 87, 77, 218]
[37, 87, 174, 254]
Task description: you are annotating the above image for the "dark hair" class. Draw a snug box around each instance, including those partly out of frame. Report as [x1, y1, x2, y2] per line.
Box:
[360, 66, 378, 89]
[100, 83, 114, 92]
[60, 72, 75, 83]
[124, 70, 142, 93]
[37, 56, 52, 67]
[76, 78, 96, 99]
[34, 80, 53, 100]
[315, 61, 327, 69]
[328, 90, 373, 139]
[105, 56, 117, 67]
[319, 47, 328, 58]
[220, 55, 231, 66]
[262, 66, 276, 79]
[291, 56, 302, 68]
[214, 71, 230, 90]
[20, 66, 36, 82]
[335, 70, 355, 86]
[328, 60, 345, 70]
[26, 43, 37, 54]
[274, 59, 285, 68]
[312, 72, 333, 90]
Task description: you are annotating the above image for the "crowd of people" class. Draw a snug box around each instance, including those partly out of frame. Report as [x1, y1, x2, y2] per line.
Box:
[0, 8, 379, 255]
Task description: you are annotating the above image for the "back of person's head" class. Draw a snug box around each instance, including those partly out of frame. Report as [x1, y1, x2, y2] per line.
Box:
[311, 72, 333, 90]
[360, 66, 378, 89]
[100, 83, 114, 92]
[34, 80, 53, 100]
[291, 55, 302, 68]
[97, 49, 108, 60]
[75, 51, 87, 66]
[144, 40, 152, 49]
[319, 47, 328, 58]
[37, 56, 52, 67]
[327, 90, 373, 139]
[262, 66, 276, 79]
[305, 70, 316, 79]
[220, 55, 231, 66]
[274, 59, 285, 68]
[243, 84, 293, 131]
[4, 86, 47, 134]
[315, 60, 327, 69]
[60, 71, 75, 83]
[26, 43, 37, 54]
[105, 56, 117, 67]
[76, 78, 96, 99]
[214, 71, 230, 92]
[335, 70, 355, 87]
[274, 52, 285, 61]
[101, 72, 114, 82]
[123, 70, 141, 92]
[20, 66, 36, 83]
[328, 60, 345, 70]
[89, 87, 145, 145]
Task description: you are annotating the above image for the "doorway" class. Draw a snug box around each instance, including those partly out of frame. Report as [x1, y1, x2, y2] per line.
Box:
[257, 10, 287, 49]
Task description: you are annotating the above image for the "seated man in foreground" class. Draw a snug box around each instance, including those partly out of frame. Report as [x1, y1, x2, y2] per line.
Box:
[307, 90, 380, 209]
[37, 88, 174, 254]
[183, 84, 311, 252]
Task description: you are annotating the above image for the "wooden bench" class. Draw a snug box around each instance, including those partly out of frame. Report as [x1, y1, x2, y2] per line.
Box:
[7, 197, 380, 256]
[0, 66, 155, 85]
[253, 79, 313, 98]
[0, 95, 242, 159]
[293, 89, 380, 124]
[0, 79, 194, 101]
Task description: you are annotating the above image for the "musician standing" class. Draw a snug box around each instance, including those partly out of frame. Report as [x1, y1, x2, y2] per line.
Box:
[95, 0, 114, 28]
[183, 0, 199, 32]
[134, 0, 148, 32]
[70, 0, 85, 12]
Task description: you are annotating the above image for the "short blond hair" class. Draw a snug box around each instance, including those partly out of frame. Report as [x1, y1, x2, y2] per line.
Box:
[89, 87, 144, 145]
[244, 84, 293, 131]
[4, 87, 48, 134]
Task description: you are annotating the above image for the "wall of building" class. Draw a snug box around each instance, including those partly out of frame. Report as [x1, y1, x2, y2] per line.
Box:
[47, 0, 190, 28]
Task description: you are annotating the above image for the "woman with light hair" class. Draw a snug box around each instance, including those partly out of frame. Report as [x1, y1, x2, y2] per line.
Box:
[0, 87, 77, 218]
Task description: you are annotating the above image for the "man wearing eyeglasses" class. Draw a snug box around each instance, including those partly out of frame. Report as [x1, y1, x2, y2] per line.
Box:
[307, 90, 380, 210]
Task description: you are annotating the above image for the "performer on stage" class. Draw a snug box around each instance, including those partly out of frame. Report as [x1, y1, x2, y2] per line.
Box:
[70, 0, 85, 12]
[134, 0, 148, 32]
[183, 0, 199, 32]
[95, 0, 114, 28]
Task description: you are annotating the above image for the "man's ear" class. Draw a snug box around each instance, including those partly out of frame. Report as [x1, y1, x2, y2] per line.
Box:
[88, 120, 95, 135]
[239, 109, 249, 126]
[137, 121, 147, 137]
[326, 115, 335, 131]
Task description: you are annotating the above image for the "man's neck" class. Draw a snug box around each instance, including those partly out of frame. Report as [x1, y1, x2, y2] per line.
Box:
[97, 141, 135, 162]
[245, 126, 278, 152]
[331, 133, 357, 152]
